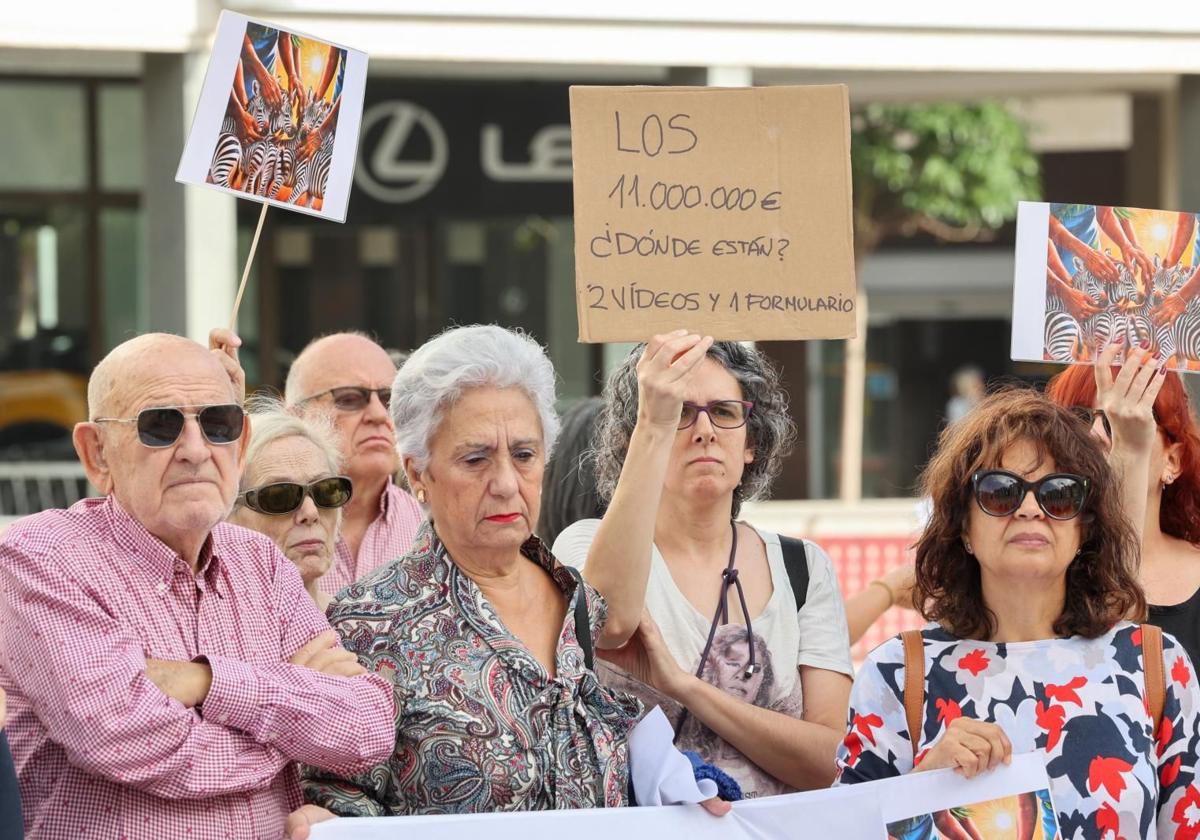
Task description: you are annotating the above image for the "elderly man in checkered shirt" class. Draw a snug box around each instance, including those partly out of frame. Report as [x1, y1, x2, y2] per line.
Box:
[0, 333, 396, 839]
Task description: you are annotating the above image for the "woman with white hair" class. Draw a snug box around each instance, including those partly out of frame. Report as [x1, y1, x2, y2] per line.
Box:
[292, 325, 728, 833]
[229, 399, 351, 610]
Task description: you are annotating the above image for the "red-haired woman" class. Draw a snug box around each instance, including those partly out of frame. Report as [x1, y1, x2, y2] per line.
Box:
[1048, 340, 1200, 665]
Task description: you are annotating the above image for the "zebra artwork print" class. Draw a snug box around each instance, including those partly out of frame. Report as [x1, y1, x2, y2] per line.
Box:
[205, 78, 340, 210]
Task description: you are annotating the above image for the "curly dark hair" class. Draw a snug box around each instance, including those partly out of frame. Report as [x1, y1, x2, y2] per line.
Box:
[913, 387, 1145, 640]
[593, 341, 796, 517]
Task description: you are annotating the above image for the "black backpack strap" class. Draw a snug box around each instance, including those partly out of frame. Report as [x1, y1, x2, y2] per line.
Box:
[779, 536, 811, 612]
[563, 566, 594, 671]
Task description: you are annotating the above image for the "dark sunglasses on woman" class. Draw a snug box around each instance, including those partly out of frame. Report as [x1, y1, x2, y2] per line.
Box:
[239, 476, 353, 516]
[93, 404, 245, 448]
[971, 469, 1090, 521]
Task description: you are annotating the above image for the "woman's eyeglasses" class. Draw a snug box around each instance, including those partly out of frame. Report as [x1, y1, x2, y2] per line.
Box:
[1068, 406, 1112, 440]
[93, 404, 245, 448]
[678, 400, 754, 430]
[239, 476, 353, 515]
[971, 469, 1090, 521]
[301, 386, 391, 412]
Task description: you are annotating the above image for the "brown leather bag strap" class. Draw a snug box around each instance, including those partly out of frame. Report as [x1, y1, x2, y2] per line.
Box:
[1142, 623, 1166, 734]
[901, 629, 925, 761]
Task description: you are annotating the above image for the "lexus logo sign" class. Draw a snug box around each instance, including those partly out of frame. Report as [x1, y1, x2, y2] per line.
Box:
[355, 102, 449, 204]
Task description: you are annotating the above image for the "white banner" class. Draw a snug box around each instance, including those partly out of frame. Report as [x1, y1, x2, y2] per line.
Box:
[309, 753, 1055, 840]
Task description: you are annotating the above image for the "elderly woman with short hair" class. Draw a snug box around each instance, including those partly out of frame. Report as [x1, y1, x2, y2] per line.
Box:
[228, 400, 351, 610]
[553, 333, 854, 798]
[290, 326, 727, 835]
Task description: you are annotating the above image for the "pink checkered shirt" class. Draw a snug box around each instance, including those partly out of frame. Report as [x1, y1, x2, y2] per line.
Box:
[0, 496, 397, 840]
[319, 481, 424, 596]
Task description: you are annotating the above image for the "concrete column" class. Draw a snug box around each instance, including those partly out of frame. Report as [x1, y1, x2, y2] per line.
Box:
[142, 51, 237, 343]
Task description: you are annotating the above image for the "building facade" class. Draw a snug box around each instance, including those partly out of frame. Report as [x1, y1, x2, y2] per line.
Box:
[4, 2, 1200, 499]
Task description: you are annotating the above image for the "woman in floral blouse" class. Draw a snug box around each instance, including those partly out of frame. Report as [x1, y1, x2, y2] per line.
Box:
[287, 325, 727, 836]
[835, 386, 1200, 839]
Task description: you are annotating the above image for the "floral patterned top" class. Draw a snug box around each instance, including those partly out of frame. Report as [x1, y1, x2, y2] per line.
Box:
[301, 523, 641, 815]
[835, 623, 1200, 839]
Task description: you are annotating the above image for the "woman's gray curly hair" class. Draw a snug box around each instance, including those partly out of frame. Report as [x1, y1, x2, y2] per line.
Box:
[391, 324, 561, 472]
[593, 341, 796, 517]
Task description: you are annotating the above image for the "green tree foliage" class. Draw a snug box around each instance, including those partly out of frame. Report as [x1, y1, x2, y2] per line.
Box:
[851, 101, 1042, 256]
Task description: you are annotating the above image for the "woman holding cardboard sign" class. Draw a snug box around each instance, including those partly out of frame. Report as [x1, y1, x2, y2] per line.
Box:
[833, 380, 1200, 837]
[554, 332, 854, 796]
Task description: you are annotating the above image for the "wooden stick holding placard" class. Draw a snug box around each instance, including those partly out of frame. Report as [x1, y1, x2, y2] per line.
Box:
[229, 202, 268, 330]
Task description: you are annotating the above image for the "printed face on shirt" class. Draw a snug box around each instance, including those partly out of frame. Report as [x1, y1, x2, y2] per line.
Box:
[711, 638, 766, 701]
[294, 335, 398, 482]
[963, 437, 1083, 594]
[99, 345, 247, 549]
[664, 358, 755, 505]
[229, 434, 340, 586]
[408, 385, 544, 558]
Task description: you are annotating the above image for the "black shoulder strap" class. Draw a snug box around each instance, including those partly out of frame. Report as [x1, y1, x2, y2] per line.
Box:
[779, 535, 811, 612]
[563, 566, 594, 671]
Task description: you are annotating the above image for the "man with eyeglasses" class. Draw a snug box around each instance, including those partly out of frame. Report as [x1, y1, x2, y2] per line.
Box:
[285, 332, 423, 595]
[0, 333, 395, 839]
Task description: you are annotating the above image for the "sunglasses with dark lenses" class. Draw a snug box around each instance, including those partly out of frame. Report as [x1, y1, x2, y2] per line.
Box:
[1068, 406, 1112, 440]
[94, 404, 245, 448]
[305, 386, 391, 412]
[240, 476, 353, 516]
[971, 470, 1091, 521]
[678, 400, 754, 430]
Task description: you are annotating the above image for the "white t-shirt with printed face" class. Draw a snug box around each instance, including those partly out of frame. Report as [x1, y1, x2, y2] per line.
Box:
[553, 518, 854, 799]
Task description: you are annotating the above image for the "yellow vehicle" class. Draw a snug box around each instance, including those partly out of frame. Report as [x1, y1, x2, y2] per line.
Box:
[0, 370, 88, 456]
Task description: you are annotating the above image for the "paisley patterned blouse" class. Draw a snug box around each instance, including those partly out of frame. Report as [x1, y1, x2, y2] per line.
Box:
[301, 523, 642, 815]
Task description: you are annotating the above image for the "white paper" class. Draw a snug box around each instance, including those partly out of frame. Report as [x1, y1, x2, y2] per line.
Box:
[877, 752, 1055, 825]
[175, 10, 368, 222]
[1011, 200, 1052, 362]
[308, 784, 885, 840]
[628, 706, 718, 805]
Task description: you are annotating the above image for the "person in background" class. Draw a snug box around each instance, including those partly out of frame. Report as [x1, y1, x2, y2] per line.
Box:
[835, 386, 1200, 838]
[555, 334, 853, 798]
[0, 333, 395, 839]
[288, 326, 729, 836]
[945, 365, 986, 425]
[537, 396, 606, 546]
[1048, 342, 1200, 665]
[285, 332, 423, 596]
[229, 398, 351, 611]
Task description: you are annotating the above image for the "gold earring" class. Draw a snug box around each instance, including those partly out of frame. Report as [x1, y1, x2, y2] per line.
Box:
[416, 488, 427, 504]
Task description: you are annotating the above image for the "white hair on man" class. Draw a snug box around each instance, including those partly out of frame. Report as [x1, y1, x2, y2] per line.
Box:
[391, 324, 560, 471]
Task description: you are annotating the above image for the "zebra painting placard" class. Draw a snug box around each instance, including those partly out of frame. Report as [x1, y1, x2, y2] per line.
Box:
[176, 10, 367, 223]
[1012, 201, 1200, 372]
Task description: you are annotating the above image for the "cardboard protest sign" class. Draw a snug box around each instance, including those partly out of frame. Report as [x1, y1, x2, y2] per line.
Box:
[569, 85, 856, 343]
[879, 753, 1060, 839]
[1012, 201, 1200, 372]
[176, 10, 367, 223]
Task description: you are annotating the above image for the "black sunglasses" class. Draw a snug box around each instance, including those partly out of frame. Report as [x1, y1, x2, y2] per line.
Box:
[679, 400, 754, 430]
[971, 469, 1091, 521]
[240, 476, 353, 515]
[94, 404, 245, 448]
[302, 386, 390, 412]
